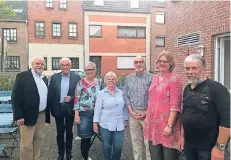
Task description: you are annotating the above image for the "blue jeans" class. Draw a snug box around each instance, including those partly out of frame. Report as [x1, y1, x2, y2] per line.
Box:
[184, 143, 211, 160]
[99, 126, 124, 160]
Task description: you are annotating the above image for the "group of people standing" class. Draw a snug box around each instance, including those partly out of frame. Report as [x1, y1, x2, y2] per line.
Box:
[12, 50, 230, 160]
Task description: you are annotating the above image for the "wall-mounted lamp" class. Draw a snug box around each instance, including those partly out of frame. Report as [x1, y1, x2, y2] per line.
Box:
[196, 44, 205, 57]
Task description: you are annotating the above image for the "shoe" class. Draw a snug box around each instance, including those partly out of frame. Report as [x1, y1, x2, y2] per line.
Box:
[66, 153, 73, 160]
[57, 155, 64, 160]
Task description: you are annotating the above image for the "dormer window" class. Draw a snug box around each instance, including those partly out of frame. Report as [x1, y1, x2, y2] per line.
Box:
[130, 0, 139, 8]
[94, 0, 104, 6]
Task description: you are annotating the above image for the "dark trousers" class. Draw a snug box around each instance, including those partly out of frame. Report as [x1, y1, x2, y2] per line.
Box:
[149, 142, 179, 160]
[55, 115, 74, 156]
[99, 126, 124, 160]
[184, 143, 211, 160]
[81, 138, 91, 160]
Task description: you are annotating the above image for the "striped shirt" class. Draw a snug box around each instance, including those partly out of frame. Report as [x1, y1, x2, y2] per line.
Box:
[123, 72, 153, 110]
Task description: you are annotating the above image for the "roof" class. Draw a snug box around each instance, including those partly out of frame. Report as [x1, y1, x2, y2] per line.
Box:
[0, 1, 27, 21]
[83, 0, 165, 14]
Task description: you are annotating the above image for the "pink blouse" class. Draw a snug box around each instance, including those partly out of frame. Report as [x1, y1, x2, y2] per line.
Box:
[144, 73, 182, 150]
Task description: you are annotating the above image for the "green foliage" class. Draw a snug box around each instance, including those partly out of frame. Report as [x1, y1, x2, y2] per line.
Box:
[0, 76, 15, 91]
[0, 0, 16, 17]
[117, 75, 126, 87]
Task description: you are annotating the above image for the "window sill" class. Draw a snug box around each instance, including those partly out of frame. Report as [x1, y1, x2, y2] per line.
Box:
[117, 36, 146, 39]
[52, 36, 62, 39]
[68, 37, 78, 40]
[156, 45, 165, 47]
[35, 36, 45, 39]
[89, 36, 102, 38]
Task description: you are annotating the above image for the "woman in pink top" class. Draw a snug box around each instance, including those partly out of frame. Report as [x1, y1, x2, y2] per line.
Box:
[144, 51, 183, 160]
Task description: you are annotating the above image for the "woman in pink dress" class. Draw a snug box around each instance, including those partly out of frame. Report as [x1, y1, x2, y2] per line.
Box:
[144, 51, 183, 160]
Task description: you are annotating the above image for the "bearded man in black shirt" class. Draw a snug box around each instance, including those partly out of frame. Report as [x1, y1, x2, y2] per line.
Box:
[179, 54, 230, 160]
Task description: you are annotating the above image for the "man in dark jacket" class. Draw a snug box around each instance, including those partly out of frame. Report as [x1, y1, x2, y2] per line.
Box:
[179, 54, 230, 160]
[12, 56, 50, 160]
[48, 57, 80, 160]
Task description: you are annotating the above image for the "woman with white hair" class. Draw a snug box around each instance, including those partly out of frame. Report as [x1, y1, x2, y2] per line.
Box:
[93, 71, 128, 160]
[73, 62, 100, 160]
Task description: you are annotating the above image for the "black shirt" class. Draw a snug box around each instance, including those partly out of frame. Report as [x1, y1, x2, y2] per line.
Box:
[182, 79, 230, 150]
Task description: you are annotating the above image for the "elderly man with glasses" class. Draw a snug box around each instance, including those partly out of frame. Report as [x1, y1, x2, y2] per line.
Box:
[123, 55, 152, 160]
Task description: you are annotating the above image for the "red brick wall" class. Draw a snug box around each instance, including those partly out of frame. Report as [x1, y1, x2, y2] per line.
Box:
[151, 7, 166, 71]
[89, 14, 147, 75]
[28, 0, 83, 44]
[165, 1, 230, 83]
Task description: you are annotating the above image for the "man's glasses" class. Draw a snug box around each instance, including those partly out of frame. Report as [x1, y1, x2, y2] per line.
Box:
[86, 69, 95, 72]
[60, 64, 70, 67]
[134, 61, 144, 64]
[35, 62, 44, 66]
[157, 60, 169, 64]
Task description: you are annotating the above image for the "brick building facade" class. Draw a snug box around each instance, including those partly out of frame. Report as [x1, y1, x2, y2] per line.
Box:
[165, 1, 230, 89]
[0, 1, 28, 74]
[28, 0, 84, 76]
[83, 0, 165, 76]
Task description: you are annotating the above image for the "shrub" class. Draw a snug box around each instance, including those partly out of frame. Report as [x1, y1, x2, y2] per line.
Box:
[0, 76, 15, 91]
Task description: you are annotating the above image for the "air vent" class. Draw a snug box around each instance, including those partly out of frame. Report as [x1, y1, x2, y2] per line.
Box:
[178, 32, 201, 46]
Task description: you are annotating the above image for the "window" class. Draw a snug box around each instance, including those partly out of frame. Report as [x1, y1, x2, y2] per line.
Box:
[130, 0, 139, 8]
[117, 26, 145, 38]
[52, 22, 61, 37]
[52, 57, 62, 70]
[89, 25, 102, 37]
[60, 0, 67, 9]
[46, 0, 53, 8]
[5, 56, 20, 70]
[69, 58, 79, 69]
[156, 37, 165, 47]
[35, 22, 45, 38]
[117, 56, 145, 69]
[156, 12, 165, 24]
[3, 29, 17, 42]
[94, 0, 104, 6]
[44, 57, 47, 70]
[68, 23, 77, 39]
[214, 35, 230, 90]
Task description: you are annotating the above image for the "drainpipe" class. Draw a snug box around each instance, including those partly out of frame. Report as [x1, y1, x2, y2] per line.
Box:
[25, 20, 29, 71]
[82, 3, 85, 69]
[149, 9, 153, 72]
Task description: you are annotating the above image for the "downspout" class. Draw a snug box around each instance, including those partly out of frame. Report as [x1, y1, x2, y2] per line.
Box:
[25, 20, 29, 71]
[150, 11, 152, 72]
[82, 3, 85, 69]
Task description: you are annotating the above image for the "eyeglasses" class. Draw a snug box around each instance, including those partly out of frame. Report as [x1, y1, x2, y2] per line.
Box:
[60, 64, 70, 67]
[34, 62, 44, 66]
[134, 61, 144, 64]
[86, 69, 95, 72]
[157, 60, 169, 64]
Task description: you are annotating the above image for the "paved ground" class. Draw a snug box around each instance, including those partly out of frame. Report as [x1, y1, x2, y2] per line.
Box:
[1, 117, 230, 160]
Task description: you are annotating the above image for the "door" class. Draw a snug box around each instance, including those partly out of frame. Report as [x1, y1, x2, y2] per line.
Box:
[90, 56, 101, 76]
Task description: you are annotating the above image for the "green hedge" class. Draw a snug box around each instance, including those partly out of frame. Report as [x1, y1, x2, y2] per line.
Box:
[0, 76, 15, 91]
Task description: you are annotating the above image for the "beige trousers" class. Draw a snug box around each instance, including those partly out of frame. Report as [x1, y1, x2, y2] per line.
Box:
[20, 112, 46, 160]
[129, 108, 151, 160]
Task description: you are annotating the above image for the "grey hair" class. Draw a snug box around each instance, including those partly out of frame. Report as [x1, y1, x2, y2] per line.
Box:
[184, 54, 206, 68]
[134, 55, 145, 62]
[31, 56, 44, 64]
[104, 71, 118, 83]
[59, 57, 71, 65]
[85, 61, 96, 70]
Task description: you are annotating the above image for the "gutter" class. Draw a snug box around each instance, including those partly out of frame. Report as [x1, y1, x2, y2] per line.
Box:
[25, 20, 29, 71]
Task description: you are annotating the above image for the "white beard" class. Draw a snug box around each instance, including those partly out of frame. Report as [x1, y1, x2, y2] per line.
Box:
[36, 68, 43, 75]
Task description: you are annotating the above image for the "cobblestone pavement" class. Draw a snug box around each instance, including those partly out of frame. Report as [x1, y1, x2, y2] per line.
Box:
[1, 117, 230, 160]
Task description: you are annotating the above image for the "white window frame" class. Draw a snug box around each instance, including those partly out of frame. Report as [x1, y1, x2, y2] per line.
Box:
[46, 0, 53, 8]
[60, 0, 67, 9]
[214, 33, 230, 91]
[156, 12, 165, 24]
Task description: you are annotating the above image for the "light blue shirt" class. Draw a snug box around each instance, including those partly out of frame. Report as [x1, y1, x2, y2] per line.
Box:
[93, 87, 128, 131]
[60, 73, 70, 103]
[31, 69, 48, 112]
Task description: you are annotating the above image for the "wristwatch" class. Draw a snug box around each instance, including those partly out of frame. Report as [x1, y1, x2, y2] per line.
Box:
[167, 124, 173, 128]
[216, 142, 226, 150]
